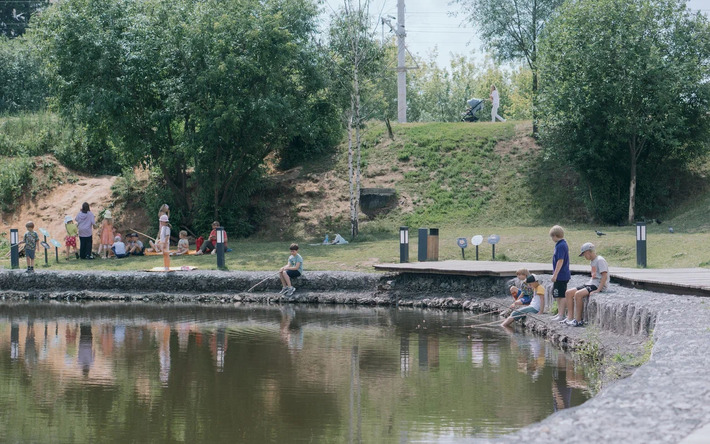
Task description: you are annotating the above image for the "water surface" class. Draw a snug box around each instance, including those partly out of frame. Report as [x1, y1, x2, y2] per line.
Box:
[0, 301, 590, 443]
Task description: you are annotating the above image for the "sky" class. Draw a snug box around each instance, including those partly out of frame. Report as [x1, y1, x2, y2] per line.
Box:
[321, 0, 710, 69]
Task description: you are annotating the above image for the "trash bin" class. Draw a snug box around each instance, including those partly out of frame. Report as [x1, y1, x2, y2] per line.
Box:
[427, 228, 439, 261]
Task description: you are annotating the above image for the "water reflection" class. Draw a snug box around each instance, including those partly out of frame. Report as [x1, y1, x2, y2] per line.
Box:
[0, 302, 591, 443]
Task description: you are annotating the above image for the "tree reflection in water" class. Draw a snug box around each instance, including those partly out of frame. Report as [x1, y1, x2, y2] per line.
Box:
[0, 302, 591, 443]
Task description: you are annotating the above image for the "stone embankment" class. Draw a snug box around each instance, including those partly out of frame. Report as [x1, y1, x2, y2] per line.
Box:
[0, 268, 707, 443]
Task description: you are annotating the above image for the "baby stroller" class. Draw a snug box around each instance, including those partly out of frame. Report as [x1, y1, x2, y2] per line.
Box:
[461, 98, 484, 122]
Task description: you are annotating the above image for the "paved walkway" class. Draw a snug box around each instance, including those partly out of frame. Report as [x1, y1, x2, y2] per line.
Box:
[374, 260, 710, 296]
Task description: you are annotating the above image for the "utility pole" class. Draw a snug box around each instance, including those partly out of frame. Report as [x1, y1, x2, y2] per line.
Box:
[396, 0, 406, 123]
[382, 0, 407, 123]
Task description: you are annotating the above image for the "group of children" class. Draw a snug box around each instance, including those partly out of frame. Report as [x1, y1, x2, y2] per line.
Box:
[501, 225, 609, 329]
[63, 212, 147, 260]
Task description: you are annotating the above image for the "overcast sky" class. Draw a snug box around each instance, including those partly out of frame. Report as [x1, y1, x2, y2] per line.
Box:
[321, 0, 710, 69]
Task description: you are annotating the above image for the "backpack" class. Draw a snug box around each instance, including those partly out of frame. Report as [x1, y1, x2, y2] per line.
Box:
[195, 236, 204, 251]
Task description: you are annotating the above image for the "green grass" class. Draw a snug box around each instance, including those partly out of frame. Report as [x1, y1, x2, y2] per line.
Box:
[3, 222, 710, 272]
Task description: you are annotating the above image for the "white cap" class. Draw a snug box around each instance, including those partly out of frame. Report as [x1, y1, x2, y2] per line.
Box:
[159, 214, 169, 222]
[579, 242, 595, 256]
[64, 215, 73, 224]
[114, 235, 121, 241]
[104, 210, 112, 219]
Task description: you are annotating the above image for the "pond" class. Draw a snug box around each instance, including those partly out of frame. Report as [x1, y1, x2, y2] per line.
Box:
[0, 301, 590, 443]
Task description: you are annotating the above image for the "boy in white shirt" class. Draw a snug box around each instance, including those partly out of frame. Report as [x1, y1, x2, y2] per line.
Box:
[563, 242, 609, 327]
[111, 235, 128, 258]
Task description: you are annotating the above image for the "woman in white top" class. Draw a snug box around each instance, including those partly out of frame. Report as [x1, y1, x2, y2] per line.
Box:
[490, 84, 506, 122]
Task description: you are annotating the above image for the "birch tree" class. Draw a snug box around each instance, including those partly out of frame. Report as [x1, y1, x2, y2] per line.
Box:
[329, 1, 383, 238]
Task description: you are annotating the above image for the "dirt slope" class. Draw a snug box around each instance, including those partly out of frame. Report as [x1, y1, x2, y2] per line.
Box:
[1, 156, 118, 244]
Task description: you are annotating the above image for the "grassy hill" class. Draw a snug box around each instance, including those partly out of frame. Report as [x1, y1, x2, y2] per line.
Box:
[258, 120, 587, 239]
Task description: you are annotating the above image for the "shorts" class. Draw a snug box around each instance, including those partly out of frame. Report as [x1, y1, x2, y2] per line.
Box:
[286, 270, 301, 279]
[511, 306, 539, 319]
[65, 236, 77, 248]
[553, 280, 568, 298]
[519, 295, 532, 305]
[25, 248, 35, 260]
[131, 249, 144, 256]
[576, 285, 598, 294]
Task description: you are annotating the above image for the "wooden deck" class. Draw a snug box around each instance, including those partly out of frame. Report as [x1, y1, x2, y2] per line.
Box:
[373, 260, 710, 296]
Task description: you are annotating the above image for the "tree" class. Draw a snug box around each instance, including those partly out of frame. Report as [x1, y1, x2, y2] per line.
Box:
[454, 0, 564, 133]
[0, 36, 47, 112]
[35, 0, 340, 235]
[538, 0, 710, 223]
[328, 1, 384, 238]
[1, 0, 48, 38]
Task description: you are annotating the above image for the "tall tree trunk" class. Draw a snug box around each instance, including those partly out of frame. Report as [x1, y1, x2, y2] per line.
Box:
[628, 139, 637, 224]
[353, 66, 361, 239]
[531, 69, 538, 136]
[348, 98, 356, 239]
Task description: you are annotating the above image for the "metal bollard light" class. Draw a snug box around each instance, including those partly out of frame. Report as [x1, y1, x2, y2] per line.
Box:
[636, 222, 647, 268]
[10, 229, 19, 269]
[216, 227, 226, 270]
[399, 226, 409, 263]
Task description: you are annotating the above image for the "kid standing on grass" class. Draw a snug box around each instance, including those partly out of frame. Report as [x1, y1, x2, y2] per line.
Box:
[64, 215, 79, 260]
[20, 221, 39, 273]
[158, 214, 171, 270]
[279, 243, 303, 296]
[97, 210, 114, 259]
[549, 225, 571, 322]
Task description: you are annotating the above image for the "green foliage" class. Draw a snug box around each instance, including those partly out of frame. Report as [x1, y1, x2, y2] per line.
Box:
[0, 0, 50, 38]
[406, 54, 533, 123]
[0, 156, 33, 211]
[34, 0, 340, 237]
[0, 36, 48, 112]
[0, 112, 120, 174]
[538, 0, 710, 223]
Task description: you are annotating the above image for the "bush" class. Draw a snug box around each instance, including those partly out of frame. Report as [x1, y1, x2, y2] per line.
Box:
[0, 156, 34, 211]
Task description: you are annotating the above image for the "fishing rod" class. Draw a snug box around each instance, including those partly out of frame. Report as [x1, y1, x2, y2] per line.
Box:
[246, 273, 280, 293]
[130, 229, 157, 242]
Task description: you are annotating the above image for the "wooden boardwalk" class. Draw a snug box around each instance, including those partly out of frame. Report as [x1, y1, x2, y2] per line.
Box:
[374, 260, 710, 296]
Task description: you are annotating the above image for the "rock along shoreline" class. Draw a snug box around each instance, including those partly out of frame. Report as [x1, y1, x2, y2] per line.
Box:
[0, 268, 707, 443]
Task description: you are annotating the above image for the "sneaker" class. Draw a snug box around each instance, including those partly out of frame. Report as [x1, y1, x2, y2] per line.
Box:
[551, 315, 563, 321]
[566, 319, 579, 327]
[279, 287, 289, 295]
[574, 321, 585, 327]
[286, 287, 296, 296]
[558, 318, 569, 324]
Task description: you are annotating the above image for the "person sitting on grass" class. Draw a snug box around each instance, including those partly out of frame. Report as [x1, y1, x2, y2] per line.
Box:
[279, 243, 303, 296]
[195, 221, 228, 255]
[127, 233, 145, 256]
[174, 230, 189, 255]
[563, 242, 608, 327]
[501, 274, 545, 328]
[111, 235, 129, 258]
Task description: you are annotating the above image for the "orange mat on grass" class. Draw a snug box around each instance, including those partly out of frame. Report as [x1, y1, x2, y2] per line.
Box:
[144, 266, 198, 272]
[144, 250, 196, 256]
